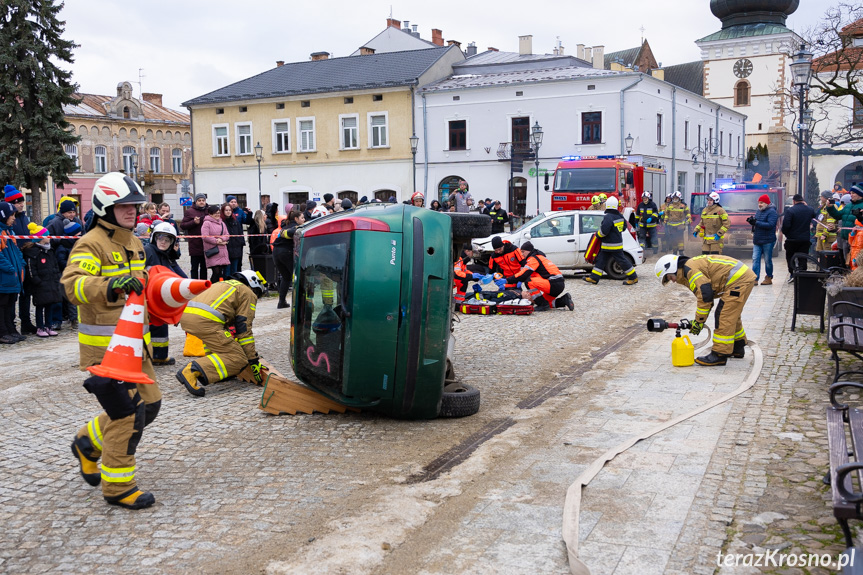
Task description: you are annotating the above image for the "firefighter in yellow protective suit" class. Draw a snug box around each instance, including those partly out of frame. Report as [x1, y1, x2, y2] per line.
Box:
[663, 191, 691, 255]
[177, 270, 268, 396]
[693, 191, 728, 254]
[655, 253, 756, 366]
[63, 172, 158, 510]
[815, 190, 839, 252]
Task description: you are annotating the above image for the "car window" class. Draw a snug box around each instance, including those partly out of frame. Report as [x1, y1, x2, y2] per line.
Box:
[296, 233, 349, 391]
[532, 215, 573, 237]
[579, 214, 602, 234]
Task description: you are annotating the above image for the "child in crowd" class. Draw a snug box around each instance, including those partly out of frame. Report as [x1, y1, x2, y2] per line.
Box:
[22, 224, 62, 337]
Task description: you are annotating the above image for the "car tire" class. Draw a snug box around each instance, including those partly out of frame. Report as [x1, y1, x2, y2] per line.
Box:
[604, 253, 636, 280]
[439, 382, 481, 418]
[447, 213, 492, 243]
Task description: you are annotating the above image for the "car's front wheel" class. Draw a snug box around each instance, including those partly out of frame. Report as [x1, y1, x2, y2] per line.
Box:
[439, 382, 481, 417]
[604, 253, 636, 280]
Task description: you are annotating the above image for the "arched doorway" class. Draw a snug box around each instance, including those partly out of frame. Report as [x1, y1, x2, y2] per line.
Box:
[509, 177, 527, 217]
[338, 190, 358, 204]
[838, 159, 863, 190]
[438, 175, 466, 206]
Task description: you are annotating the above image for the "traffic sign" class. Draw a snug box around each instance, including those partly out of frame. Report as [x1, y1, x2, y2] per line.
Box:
[180, 197, 192, 206]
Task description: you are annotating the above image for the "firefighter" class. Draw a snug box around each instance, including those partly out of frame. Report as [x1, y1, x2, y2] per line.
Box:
[655, 253, 756, 366]
[635, 191, 660, 254]
[584, 197, 638, 285]
[177, 270, 268, 397]
[144, 222, 186, 366]
[410, 191, 424, 208]
[598, 193, 608, 211]
[487, 200, 509, 234]
[505, 241, 574, 311]
[815, 190, 839, 252]
[664, 191, 691, 256]
[488, 236, 524, 289]
[693, 191, 728, 254]
[63, 172, 158, 510]
[590, 195, 601, 211]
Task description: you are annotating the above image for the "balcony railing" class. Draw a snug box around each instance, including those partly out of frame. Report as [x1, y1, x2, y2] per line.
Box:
[497, 142, 535, 162]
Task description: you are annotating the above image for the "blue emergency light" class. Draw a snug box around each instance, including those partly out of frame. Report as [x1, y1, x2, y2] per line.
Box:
[561, 155, 581, 161]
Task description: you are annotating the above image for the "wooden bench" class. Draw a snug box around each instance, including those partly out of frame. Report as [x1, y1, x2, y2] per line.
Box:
[829, 302, 863, 383]
[827, 382, 863, 549]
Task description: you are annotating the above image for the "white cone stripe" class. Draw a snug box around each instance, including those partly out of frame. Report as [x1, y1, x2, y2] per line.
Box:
[106, 334, 144, 357]
[177, 279, 197, 301]
[160, 278, 186, 308]
[118, 303, 146, 323]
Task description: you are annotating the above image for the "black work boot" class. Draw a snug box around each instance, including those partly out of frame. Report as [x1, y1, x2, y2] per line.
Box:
[695, 351, 728, 366]
[71, 435, 101, 487]
[731, 339, 746, 359]
[105, 488, 155, 510]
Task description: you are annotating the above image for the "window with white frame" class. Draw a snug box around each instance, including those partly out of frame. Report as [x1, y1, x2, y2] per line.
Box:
[719, 131, 724, 155]
[447, 119, 467, 150]
[172, 149, 182, 173]
[236, 123, 252, 155]
[65, 144, 78, 171]
[213, 124, 229, 156]
[677, 171, 687, 195]
[273, 120, 291, 153]
[656, 114, 664, 145]
[368, 113, 388, 148]
[94, 146, 107, 173]
[684, 121, 690, 150]
[122, 146, 136, 174]
[150, 147, 161, 173]
[340, 114, 359, 150]
[298, 117, 316, 152]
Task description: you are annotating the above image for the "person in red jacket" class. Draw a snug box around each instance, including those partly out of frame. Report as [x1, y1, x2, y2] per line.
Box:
[505, 242, 574, 311]
[488, 236, 524, 288]
[453, 247, 486, 305]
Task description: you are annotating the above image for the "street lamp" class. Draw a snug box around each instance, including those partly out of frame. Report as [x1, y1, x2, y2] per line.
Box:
[254, 141, 263, 209]
[409, 134, 419, 198]
[691, 138, 720, 195]
[624, 133, 634, 155]
[790, 42, 813, 198]
[531, 121, 543, 215]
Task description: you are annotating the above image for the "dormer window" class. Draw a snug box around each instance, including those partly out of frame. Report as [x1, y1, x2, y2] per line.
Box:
[123, 106, 130, 119]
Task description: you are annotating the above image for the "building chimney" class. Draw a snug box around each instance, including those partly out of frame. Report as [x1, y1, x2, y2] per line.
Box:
[431, 28, 443, 46]
[276, 60, 284, 67]
[591, 45, 605, 69]
[577, 44, 585, 60]
[518, 35, 533, 56]
[584, 47, 592, 63]
[487, 47, 499, 52]
[412, 24, 418, 33]
[466, 42, 477, 57]
[311, 51, 330, 61]
[447, 39, 462, 49]
[359, 46, 376, 56]
[558, 43, 564, 55]
[142, 93, 162, 107]
[386, 18, 401, 29]
[403, 20, 410, 30]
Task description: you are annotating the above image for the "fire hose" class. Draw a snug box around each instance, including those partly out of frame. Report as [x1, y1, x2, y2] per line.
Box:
[562, 322, 763, 575]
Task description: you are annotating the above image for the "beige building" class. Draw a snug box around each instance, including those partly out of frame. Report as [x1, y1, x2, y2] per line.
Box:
[46, 81, 192, 217]
[183, 45, 464, 211]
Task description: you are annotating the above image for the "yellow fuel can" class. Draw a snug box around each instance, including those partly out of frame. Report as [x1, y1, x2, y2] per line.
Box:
[671, 335, 695, 367]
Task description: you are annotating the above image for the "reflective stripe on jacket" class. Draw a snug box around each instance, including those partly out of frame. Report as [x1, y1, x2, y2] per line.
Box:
[181, 280, 258, 360]
[675, 255, 756, 323]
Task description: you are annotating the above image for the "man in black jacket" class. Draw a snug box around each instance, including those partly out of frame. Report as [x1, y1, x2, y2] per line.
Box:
[781, 193, 816, 282]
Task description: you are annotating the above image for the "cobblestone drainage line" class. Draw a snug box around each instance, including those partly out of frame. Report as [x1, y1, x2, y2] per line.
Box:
[562, 338, 764, 575]
[516, 323, 646, 410]
[405, 417, 516, 484]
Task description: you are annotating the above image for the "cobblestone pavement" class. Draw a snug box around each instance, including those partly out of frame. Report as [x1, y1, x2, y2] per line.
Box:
[0, 253, 853, 574]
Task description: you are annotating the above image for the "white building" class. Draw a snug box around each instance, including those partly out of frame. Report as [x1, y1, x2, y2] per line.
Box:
[416, 56, 745, 216]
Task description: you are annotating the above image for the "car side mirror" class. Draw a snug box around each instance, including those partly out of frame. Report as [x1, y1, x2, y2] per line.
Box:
[626, 172, 634, 186]
[523, 232, 531, 239]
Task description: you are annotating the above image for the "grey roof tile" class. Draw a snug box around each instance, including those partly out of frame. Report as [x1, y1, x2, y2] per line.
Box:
[663, 61, 704, 95]
[183, 46, 457, 107]
[604, 47, 640, 69]
[421, 66, 624, 92]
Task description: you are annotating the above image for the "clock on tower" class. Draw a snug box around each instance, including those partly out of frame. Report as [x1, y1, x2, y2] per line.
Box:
[733, 58, 753, 78]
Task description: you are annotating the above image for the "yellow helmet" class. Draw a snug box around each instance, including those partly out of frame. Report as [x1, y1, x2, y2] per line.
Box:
[599, 193, 608, 202]
[590, 195, 600, 206]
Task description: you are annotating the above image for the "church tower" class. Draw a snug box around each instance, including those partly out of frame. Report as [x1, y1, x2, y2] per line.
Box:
[697, 0, 802, 192]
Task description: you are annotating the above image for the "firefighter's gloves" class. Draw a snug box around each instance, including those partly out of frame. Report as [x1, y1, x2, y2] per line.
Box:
[248, 358, 264, 384]
[494, 278, 506, 289]
[712, 234, 721, 241]
[472, 284, 482, 293]
[108, 276, 144, 302]
[645, 217, 653, 224]
[471, 273, 482, 280]
[693, 230, 699, 238]
[689, 321, 704, 336]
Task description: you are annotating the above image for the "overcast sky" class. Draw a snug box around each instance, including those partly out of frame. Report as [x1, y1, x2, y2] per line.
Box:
[58, 0, 828, 112]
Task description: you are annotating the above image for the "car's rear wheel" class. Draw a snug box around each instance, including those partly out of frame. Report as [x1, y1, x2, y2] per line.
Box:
[439, 382, 480, 418]
[605, 253, 636, 280]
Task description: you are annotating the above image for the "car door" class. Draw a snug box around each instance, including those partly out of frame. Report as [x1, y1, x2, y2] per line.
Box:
[526, 214, 576, 267]
[577, 213, 603, 264]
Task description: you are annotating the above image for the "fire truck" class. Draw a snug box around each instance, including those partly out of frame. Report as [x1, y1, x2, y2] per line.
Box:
[544, 155, 668, 216]
[689, 181, 785, 250]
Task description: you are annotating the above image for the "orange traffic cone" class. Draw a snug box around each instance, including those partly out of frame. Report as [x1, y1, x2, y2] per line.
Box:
[146, 265, 211, 326]
[87, 289, 154, 384]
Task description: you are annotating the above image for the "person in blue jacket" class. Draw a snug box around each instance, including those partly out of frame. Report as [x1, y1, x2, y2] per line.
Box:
[0, 202, 26, 344]
[746, 193, 779, 285]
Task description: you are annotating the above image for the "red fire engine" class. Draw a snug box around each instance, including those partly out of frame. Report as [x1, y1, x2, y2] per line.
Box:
[545, 155, 668, 214]
[690, 181, 785, 250]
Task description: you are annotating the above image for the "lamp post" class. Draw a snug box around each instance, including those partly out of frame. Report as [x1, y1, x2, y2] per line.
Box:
[409, 134, 419, 197]
[691, 138, 720, 195]
[624, 133, 634, 155]
[790, 42, 813, 198]
[254, 141, 263, 209]
[531, 121, 543, 215]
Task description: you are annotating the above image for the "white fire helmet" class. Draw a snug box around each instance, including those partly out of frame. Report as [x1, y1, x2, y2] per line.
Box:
[91, 172, 147, 217]
[605, 196, 620, 210]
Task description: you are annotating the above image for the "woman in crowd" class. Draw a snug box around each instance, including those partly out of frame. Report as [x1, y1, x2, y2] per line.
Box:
[200, 204, 230, 282]
[265, 202, 280, 234]
[429, 199, 443, 211]
[0, 202, 25, 344]
[224, 203, 245, 276]
[272, 209, 304, 309]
